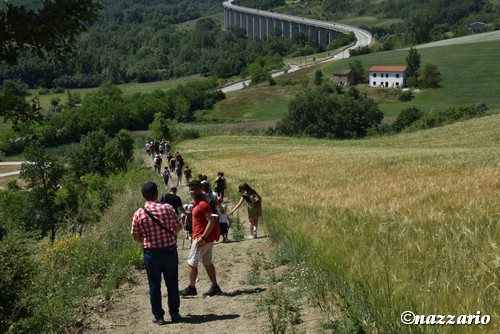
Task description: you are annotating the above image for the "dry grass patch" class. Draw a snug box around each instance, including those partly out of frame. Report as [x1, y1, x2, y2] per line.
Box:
[177, 114, 500, 333]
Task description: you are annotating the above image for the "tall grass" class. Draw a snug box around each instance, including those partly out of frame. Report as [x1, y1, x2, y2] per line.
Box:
[177, 114, 500, 333]
[8, 164, 152, 332]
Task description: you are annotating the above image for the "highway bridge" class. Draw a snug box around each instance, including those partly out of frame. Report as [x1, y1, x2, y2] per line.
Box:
[222, 0, 372, 48]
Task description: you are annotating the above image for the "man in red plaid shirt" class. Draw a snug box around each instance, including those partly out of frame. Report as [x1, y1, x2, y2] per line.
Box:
[131, 181, 183, 325]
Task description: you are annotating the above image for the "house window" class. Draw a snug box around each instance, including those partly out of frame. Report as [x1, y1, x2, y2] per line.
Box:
[396, 82, 400, 86]
[373, 73, 377, 77]
[396, 74, 400, 78]
[385, 73, 389, 78]
[373, 81, 376, 86]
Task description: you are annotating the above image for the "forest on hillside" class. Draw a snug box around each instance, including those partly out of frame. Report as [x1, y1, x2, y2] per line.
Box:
[1, 0, 498, 89]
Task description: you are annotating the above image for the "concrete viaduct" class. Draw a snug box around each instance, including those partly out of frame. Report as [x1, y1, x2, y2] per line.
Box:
[222, 0, 371, 48]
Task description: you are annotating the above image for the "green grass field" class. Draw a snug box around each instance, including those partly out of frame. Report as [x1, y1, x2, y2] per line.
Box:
[20, 31, 500, 127]
[176, 113, 500, 333]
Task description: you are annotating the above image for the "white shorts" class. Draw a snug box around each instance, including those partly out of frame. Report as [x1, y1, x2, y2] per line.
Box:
[187, 240, 214, 268]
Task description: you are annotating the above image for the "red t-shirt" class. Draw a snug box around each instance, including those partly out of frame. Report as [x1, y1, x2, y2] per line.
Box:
[191, 196, 216, 242]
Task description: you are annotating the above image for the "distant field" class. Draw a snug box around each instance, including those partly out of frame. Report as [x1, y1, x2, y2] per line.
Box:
[177, 113, 500, 333]
[338, 16, 403, 28]
[15, 31, 500, 128]
[31, 74, 204, 112]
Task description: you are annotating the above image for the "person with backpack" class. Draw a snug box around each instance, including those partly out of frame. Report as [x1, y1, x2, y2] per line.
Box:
[162, 167, 170, 188]
[154, 154, 162, 174]
[214, 172, 227, 201]
[183, 165, 192, 185]
[228, 183, 262, 239]
[180, 180, 223, 298]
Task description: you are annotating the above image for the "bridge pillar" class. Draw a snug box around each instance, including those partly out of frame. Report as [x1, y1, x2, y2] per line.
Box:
[309, 26, 318, 44]
[290, 22, 298, 42]
[319, 28, 328, 46]
[247, 14, 254, 37]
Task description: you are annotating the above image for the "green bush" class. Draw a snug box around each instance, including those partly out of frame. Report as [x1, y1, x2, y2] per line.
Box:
[410, 102, 489, 130]
[0, 233, 37, 332]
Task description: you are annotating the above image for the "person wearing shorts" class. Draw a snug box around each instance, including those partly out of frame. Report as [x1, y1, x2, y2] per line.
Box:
[179, 180, 223, 298]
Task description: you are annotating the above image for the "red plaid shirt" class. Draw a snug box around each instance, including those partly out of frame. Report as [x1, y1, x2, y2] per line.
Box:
[131, 201, 180, 249]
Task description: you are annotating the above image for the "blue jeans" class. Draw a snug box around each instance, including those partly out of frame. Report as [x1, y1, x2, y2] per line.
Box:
[143, 246, 180, 318]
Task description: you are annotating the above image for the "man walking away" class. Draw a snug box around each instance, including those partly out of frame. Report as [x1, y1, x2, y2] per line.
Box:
[160, 187, 187, 216]
[131, 182, 183, 325]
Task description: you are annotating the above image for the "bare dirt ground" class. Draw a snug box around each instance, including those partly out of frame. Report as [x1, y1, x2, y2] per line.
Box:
[78, 157, 329, 334]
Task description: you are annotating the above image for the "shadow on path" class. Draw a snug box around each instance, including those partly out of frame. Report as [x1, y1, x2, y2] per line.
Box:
[223, 287, 266, 297]
[181, 313, 240, 324]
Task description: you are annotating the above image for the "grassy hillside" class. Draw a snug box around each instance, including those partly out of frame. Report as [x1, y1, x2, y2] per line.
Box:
[176, 113, 500, 332]
[209, 31, 500, 123]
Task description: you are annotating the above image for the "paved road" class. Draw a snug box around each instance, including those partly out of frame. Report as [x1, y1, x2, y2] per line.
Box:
[0, 161, 24, 178]
[220, 1, 371, 93]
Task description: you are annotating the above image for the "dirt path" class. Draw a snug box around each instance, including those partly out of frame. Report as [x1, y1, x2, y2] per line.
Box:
[79, 156, 327, 334]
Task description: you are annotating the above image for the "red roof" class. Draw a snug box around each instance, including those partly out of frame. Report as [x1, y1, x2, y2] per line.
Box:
[369, 66, 407, 72]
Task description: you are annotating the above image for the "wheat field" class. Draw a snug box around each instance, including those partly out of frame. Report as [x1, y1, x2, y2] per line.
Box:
[177, 114, 500, 333]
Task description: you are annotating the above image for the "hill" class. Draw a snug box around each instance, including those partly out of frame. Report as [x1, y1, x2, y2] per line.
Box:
[201, 30, 500, 123]
[170, 112, 500, 333]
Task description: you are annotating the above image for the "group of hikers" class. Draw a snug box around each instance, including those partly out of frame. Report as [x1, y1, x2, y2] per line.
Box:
[132, 143, 263, 325]
[146, 139, 191, 187]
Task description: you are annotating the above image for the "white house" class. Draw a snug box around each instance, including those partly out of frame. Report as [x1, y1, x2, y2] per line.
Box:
[369, 66, 407, 88]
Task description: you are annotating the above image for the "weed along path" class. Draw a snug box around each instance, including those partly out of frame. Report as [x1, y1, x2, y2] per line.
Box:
[80, 156, 330, 334]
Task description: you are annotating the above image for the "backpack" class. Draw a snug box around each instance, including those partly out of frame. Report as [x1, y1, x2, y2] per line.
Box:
[155, 156, 162, 164]
[163, 170, 170, 180]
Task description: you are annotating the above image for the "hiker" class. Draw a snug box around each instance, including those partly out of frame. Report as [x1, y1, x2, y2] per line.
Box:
[180, 180, 223, 298]
[131, 181, 183, 325]
[160, 187, 187, 217]
[175, 162, 183, 186]
[201, 180, 219, 214]
[228, 183, 262, 239]
[217, 198, 230, 243]
[214, 172, 227, 201]
[162, 167, 170, 188]
[154, 154, 162, 174]
[181, 204, 193, 243]
[183, 165, 192, 185]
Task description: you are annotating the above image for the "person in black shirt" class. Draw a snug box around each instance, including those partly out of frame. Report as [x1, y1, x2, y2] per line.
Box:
[160, 187, 187, 216]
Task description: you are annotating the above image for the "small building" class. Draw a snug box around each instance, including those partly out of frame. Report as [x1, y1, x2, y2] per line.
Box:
[332, 69, 355, 86]
[369, 66, 407, 88]
[468, 21, 487, 32]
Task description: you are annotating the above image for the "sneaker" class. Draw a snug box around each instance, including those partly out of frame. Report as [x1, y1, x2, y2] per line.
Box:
[203, 284, 223, 297]
[247, 234, 254, 239]
[171, 313, 182, 323]
[252, 232, 257, 239]
[179, 285, 197, 297]
[152, 317, 167, 326]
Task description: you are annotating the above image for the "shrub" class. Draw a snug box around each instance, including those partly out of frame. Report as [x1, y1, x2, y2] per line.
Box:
[0, 233, 37, 332]
[398, 90, 413, 101]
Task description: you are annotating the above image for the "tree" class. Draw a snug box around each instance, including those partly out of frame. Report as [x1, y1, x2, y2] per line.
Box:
[392, 107, 425, 132]
[0, 0, 102, 124]
[69, 130, 111, 178]
[104, 129, 135, 173]
[406, 47, 421, 83]
[20, 142, 65, 241]
[0, 0, 102, 65]
[349, 60, 366, 84]
[420, 63, 442, 88]
[314, 70, 324, 85]
[277, 87, 383, 139]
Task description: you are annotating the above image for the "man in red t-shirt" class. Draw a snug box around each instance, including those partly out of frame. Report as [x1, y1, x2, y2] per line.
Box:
[179, 180, 223, 297]
[131, 181, 183, 325]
